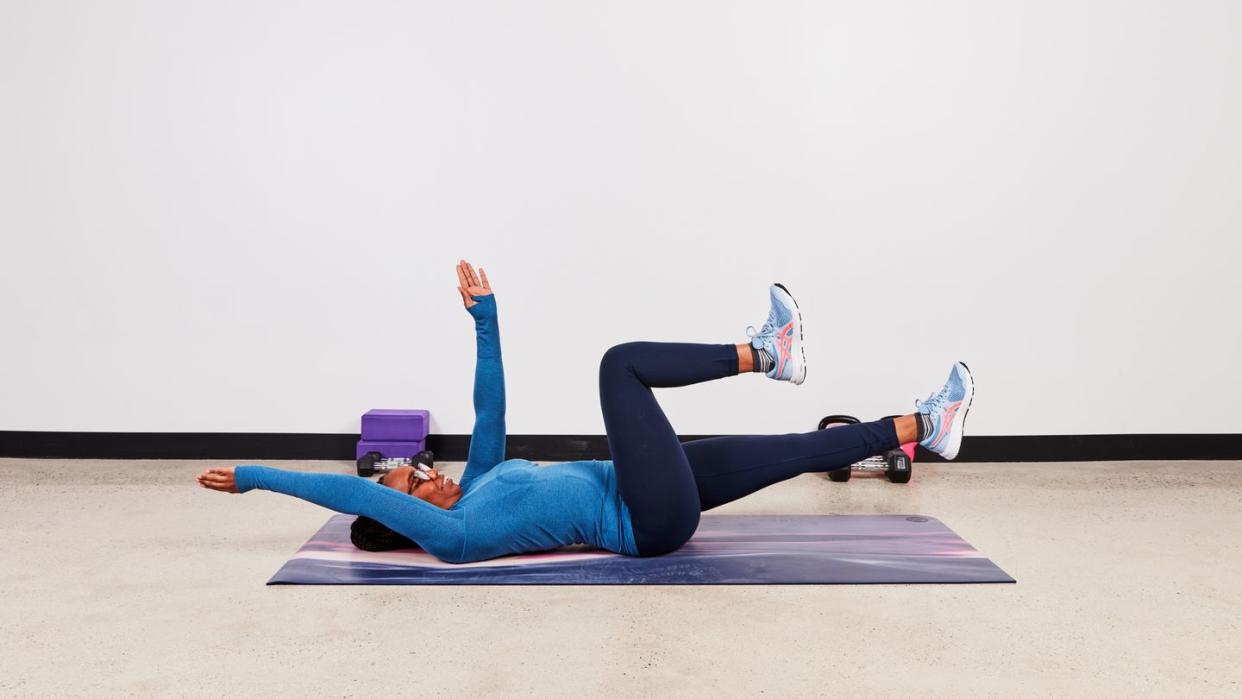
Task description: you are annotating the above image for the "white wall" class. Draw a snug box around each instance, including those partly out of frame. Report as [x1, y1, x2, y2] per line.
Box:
[2, 0, 1239, 437]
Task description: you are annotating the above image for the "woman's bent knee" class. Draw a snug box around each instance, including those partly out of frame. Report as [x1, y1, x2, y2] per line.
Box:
[600, 342, 643, 376]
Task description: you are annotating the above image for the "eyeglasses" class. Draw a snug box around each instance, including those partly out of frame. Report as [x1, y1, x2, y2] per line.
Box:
[406, 463, 435, 494]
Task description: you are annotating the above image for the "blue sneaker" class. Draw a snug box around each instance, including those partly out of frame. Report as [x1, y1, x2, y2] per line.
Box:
[745, 283, 806, 385]
[916, 362, 975, 460]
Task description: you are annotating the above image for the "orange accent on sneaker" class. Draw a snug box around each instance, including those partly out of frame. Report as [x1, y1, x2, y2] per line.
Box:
[773, 321, 795, 376]
[928, 401, 962, 449]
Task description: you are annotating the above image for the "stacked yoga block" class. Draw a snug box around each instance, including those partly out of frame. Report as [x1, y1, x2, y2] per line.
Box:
[355, 409, 430, 460]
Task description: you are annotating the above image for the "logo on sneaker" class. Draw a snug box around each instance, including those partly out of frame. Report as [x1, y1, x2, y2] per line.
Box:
[927, 401, 961, 450]
[773, 321, 795, 376]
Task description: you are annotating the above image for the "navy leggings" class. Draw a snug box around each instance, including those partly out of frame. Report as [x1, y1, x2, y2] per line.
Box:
[598, 341, 901, 556]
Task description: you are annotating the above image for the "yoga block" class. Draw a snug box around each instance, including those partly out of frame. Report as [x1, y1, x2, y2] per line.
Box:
[360, 409, 429, 442]
[355, 438, 427, 461]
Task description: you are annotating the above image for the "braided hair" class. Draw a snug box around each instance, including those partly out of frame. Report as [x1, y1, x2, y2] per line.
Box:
[348, 476, 418, 552]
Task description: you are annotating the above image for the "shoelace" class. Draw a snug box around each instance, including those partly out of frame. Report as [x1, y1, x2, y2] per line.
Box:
[745, 307, 780, 343]
[915, 387, 949, 415]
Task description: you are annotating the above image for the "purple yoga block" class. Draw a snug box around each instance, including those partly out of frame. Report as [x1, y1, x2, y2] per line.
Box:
[360, 409, 429, 442]
[355, 439, 427, 461]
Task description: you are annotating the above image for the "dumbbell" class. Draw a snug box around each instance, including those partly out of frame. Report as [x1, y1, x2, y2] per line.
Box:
[817, 414, 859, 482]
[884, 447, 912, 483]
[878, 414, 914, 483]
[817, 414, 916, 484]
[357, 449, 435, 477]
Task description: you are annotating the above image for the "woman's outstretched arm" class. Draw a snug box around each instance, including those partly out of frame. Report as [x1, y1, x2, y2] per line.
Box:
[204, 465, 469, 563]
[455, 261, 506, 487]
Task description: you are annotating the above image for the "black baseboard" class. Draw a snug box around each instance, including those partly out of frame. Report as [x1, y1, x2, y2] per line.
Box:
[1, 431, 1240, 462]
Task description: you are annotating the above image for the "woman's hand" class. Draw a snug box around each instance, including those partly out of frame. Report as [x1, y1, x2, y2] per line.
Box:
[196, 467, 240, 494]
[456, 259, 492, 310]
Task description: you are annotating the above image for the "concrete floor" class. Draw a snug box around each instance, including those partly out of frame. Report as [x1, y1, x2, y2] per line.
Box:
[0, 458, 1238, 697]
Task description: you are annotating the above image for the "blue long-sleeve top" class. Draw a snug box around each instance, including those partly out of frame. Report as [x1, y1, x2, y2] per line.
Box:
[234, 294, 639, 563]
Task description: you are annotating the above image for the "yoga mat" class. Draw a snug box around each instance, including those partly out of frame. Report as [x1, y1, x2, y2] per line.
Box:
[267, 514, 1014, 585]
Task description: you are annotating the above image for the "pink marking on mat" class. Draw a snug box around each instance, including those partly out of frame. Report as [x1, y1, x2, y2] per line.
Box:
[292, 549, 619, 569]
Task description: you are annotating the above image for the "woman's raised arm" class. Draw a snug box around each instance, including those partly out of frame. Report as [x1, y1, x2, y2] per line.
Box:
[456, 260, 507, 486]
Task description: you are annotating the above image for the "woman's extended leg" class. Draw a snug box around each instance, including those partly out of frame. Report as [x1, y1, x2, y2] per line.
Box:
[681, 419, 908, 511]
[680, 359, 975, 509]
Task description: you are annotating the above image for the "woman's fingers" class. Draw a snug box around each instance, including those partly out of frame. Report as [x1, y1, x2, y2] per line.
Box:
[456, 259, 490, 295]
[458, 260, 480, 290]
[197, 471, 236, 492]
[194, 467, 238, 493]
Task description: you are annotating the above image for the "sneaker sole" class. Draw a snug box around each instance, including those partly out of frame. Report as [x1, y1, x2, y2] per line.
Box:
[939, 361, 974, 460]
[773, 282, 806, 385]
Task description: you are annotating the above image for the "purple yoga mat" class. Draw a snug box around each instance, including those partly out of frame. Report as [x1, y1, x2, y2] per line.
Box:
[267, 514, 1014, 585]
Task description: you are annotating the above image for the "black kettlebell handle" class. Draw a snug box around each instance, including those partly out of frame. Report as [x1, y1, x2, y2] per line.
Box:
[817, 414, 860, 430]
